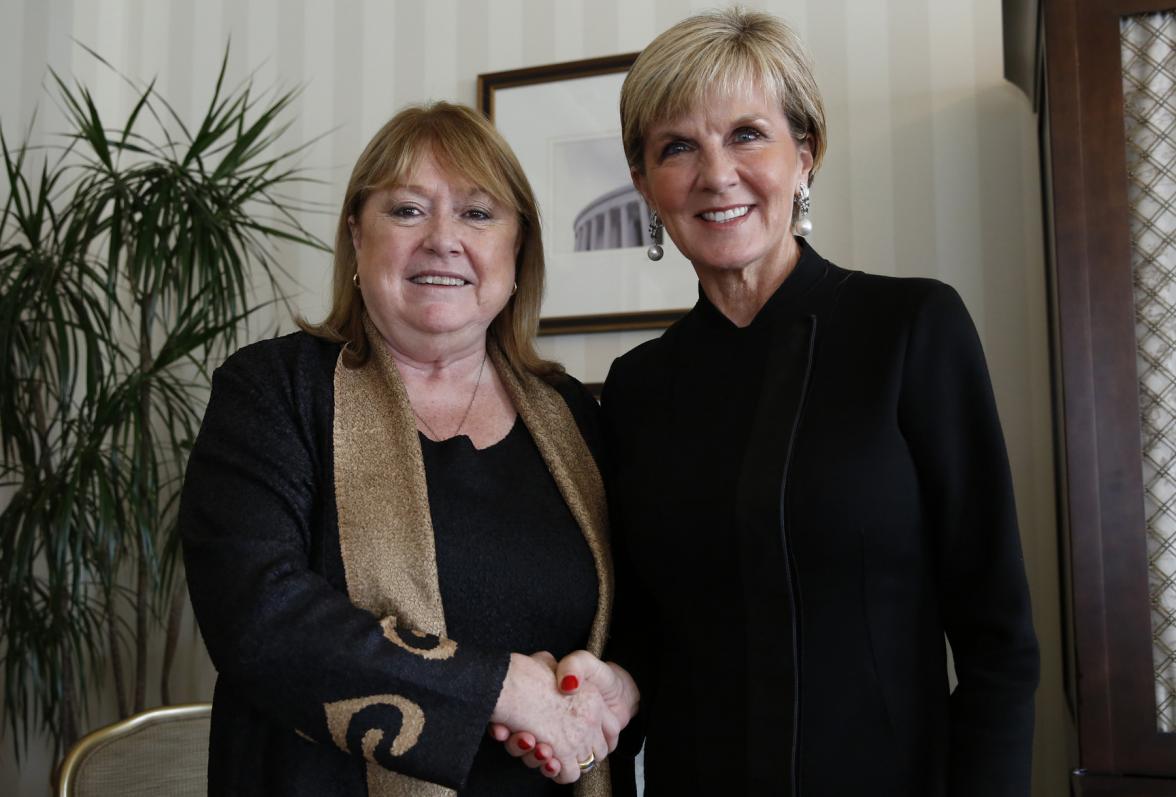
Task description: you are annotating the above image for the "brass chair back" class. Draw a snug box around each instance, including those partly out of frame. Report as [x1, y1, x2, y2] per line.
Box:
[57, 703, 211, 797]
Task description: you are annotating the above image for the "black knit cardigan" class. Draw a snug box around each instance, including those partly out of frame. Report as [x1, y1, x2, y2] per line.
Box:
[603, 243, 1040, 797]
[179, 332, 607, 796]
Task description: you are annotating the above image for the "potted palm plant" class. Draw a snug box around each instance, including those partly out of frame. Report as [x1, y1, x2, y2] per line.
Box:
[0, 48, 326, 765]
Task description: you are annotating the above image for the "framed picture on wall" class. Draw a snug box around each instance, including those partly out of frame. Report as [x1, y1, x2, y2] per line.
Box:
[478, 54, 694, 335]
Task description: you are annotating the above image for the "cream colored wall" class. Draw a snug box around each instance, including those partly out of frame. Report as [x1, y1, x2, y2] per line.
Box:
[0, 1, 1064, 795]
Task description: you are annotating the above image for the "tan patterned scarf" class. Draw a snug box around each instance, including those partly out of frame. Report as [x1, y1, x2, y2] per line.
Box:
[331, 322, 612, 797]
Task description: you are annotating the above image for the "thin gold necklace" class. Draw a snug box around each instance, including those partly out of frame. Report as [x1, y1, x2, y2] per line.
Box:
[413, 350, 488, 441]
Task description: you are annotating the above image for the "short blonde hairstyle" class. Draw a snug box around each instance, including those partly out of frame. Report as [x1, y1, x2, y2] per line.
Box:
[302, 102, 560, 380]
[621, 8, 827, 181]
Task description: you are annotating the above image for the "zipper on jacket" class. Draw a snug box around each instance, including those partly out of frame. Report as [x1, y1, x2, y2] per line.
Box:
[778, 314, 817, 797]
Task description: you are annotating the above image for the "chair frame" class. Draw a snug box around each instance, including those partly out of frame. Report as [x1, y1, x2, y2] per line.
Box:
[57, 703, 212, 797]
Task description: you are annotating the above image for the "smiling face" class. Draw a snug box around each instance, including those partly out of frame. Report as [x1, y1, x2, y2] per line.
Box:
[351, 152, 520, 353]
[633, 82, 813, 286]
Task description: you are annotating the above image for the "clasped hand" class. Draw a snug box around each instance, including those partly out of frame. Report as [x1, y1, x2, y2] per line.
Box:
[489, 650, 638, 784]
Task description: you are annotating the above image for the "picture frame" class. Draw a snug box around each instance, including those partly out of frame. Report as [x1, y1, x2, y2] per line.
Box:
[478, 54, 694, 335]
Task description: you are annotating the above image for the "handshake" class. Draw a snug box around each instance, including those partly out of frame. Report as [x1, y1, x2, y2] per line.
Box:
[488, 650, 639, 784]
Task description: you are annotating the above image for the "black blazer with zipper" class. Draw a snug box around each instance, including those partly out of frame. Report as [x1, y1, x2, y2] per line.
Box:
[601, 242, 1039, 797]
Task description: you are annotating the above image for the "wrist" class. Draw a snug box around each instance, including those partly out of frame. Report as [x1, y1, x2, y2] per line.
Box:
[490, 653, 526, 725]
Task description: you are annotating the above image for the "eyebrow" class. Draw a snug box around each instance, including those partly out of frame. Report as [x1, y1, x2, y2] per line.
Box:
[650, 114, 773, 141]
[390, 184, 496, 203]
[731, 114, 772, 127]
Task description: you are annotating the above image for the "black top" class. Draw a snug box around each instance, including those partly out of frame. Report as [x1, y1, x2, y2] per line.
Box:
[603, 242, 1039, 797]
[421, 419, 598, 796]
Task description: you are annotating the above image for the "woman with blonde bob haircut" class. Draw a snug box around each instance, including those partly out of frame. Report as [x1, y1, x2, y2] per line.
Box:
[567, 7, 1039, 796]
[179, 101, 637, 796]
[619, 7, 827, 187]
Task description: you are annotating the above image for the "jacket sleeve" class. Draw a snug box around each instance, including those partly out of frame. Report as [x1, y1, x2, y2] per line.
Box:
[897, 284, 1040, 797]
[179, 345, 509, 789]
[601, 521, 648, 797]
[598, 359, 653, 796]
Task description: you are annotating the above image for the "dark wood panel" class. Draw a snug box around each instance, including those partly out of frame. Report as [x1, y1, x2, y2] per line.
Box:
[1043, 0, 1176, 781]
[1043, 0, 1116, 772]
[1077, 1, 1167, 775]
[1073, 772, 1176, 796]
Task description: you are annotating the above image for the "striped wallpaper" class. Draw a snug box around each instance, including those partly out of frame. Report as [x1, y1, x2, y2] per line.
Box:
[0, 1, 1063, 794]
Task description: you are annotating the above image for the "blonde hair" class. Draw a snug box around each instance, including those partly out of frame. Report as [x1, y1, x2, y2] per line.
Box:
[621, 7, 827, 180]
[301, 101, 561, 379]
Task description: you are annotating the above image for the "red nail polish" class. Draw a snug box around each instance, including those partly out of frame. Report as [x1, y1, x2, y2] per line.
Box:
[534, 748, 548, 761]
[517, 738, 532, 751]
[560, 674, 579, 691]
[544, 762, 557, 774]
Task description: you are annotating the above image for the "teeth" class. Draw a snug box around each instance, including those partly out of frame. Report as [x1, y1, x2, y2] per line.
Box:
[411, 275, 467, 286]
[700, 206, 750, 222]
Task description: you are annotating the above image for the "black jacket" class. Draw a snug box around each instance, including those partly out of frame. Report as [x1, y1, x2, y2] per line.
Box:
[179, 332, 610, 796]
[602, 244, 1039, 796]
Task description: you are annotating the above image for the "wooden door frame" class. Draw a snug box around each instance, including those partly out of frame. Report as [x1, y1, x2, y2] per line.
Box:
[1027, 0, 1176, 781]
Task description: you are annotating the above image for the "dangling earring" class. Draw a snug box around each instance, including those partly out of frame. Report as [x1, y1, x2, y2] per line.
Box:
[647, 211, 664, 261]
[793, 183, 813, 237]
[353, 272, 360, 288]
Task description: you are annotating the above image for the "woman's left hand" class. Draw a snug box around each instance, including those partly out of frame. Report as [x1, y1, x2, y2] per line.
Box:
[551, 651, 640, 731]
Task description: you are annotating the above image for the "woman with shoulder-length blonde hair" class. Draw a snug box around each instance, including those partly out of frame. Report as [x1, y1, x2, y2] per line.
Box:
[179, 101, 637, 796]
[311, 103, 553, 379]
[523, 8, 1038, 796]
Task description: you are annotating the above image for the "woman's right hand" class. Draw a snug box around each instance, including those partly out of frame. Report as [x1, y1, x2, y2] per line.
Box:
[489, 651, 621, 784]
[491, 651, 640, 780]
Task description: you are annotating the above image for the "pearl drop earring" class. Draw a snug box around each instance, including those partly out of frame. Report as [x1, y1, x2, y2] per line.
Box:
[647, 211, 664, 261]
[793, 183, 813, 237]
